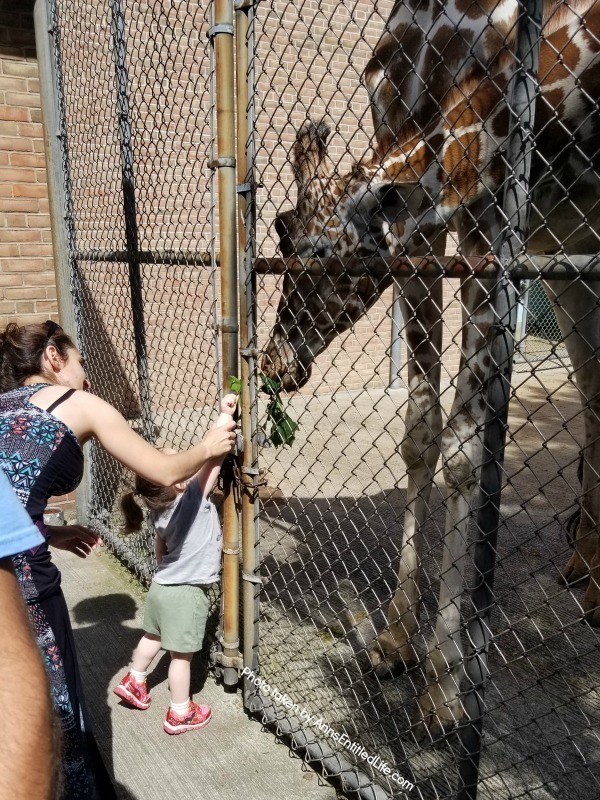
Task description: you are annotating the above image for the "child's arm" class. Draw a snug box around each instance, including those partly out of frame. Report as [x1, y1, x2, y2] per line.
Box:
[195, 393, 238, 498]
[154, 534, 167, 566]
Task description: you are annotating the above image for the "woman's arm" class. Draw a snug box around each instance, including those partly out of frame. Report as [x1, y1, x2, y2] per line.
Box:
[66, 391, 236, 486]
[0, 559, 59, 800]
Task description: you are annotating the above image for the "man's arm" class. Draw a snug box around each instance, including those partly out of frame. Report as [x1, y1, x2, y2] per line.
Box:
[0, 559, 59, 800]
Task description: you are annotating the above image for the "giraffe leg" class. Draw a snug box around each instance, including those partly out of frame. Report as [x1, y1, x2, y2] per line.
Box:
[546, 279, 600, 623]
[415, 279, 492, 739]
[370, 277, 443, 677]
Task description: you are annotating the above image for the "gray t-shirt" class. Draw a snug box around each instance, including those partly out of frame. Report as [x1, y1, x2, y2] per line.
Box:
[151, 481, 222, 585]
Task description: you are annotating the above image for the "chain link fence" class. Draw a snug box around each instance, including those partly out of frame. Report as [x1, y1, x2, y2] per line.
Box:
[46, 0, 221, 584]
[248, 1, 600, 798]
[43, 0, 600, 798]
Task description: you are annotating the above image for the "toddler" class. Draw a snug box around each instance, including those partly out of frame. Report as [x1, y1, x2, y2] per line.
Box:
[113, 393, 237, 734]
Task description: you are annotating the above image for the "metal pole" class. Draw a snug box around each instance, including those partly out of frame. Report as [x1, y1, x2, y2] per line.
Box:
[235, 0, 262, 688]
[388, 281, 404, 389]
[109, 0, 154, 443]
[212, 0, 241, 688]
[457, 2, 542, 797]
[35, 0, 91, 522]
[515, 279, 531, 354]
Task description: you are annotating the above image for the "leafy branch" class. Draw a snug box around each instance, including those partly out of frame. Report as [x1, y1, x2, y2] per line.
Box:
[229, 374, 298, 447]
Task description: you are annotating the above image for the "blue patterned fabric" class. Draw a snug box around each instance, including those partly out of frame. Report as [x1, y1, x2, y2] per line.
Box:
[0, 384, 107, 799]
[0, 383, 83, 601]
[0, 469, 43, 557]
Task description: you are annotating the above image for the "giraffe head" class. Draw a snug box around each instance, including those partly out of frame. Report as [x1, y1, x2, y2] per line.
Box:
[262, 120, 425, 390]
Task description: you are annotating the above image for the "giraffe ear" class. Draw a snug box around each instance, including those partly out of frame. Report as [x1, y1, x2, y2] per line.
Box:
[357, 181, 424, 225]
[292, 120, 331, 186]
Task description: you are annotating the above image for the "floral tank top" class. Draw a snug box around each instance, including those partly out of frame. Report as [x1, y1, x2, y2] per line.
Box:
[0, 383, 84, 602]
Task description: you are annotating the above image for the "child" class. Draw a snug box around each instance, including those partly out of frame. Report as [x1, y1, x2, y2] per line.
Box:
[113, 393, 238, 734]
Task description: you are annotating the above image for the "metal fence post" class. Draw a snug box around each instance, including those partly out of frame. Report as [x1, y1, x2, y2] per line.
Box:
[212, 0, 241, 688]
[35, 0, 92, 522]
[234, 0, 262, 688]
[457, 1, 543, 797]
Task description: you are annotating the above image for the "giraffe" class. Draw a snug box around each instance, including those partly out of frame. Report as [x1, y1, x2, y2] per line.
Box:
[261, 0, 600, 740]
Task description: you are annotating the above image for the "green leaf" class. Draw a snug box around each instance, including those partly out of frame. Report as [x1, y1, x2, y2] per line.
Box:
[229, 375, 242, 393]
[259, 372, 281, 396]
[258, 372, 299, 447]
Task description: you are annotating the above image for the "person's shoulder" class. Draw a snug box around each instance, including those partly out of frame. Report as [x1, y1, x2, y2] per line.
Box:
[0, 473, 44, 556]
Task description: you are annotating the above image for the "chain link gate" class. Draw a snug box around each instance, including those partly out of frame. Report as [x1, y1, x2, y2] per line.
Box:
[39, 0, 600, 798]
[242, 1, 600, 799]
[42, 0, 223, 584]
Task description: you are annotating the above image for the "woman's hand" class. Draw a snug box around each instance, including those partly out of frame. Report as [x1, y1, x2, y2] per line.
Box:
[200, 419, 237, 459]
[47, 525, 103, 558]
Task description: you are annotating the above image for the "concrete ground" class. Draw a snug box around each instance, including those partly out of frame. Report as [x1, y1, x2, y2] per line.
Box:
[54, 547, 340, 800]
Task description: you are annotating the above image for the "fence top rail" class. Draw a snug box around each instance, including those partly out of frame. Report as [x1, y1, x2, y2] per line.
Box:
[76, 249, 216, 267]
[253, 254, 600, 281]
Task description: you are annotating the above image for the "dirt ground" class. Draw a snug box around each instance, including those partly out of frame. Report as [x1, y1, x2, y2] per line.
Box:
[250, 359, 600, 800]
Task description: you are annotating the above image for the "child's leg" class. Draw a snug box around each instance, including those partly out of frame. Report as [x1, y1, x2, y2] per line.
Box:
[168, 652, 193, 705]
[163, 651, 211, 733]
[114, 633, 161, 710]
[131, 633, 162, 674]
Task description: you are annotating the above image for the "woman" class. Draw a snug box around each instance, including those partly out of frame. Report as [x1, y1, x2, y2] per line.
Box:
[0, 320, 236, 799]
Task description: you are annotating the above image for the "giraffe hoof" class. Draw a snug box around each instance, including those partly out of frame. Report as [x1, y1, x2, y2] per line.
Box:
[561, 553, 589, 586]
[369, 632, 418, 679]
[582, 584, 600, 626]
[413, 679, 463, 744]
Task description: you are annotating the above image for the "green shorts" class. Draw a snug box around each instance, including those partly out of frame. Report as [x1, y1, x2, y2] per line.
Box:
[143, 581, 211, 653]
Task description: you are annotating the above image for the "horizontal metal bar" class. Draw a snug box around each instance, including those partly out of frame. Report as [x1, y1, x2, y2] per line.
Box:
[245, 689, 393, 800]
[253, 254, 600, 281]
[76, 249, 216, 267]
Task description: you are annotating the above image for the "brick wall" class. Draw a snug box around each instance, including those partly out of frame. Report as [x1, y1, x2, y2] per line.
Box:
[0, 5, 76, 519]
[0, 4, 57, 330]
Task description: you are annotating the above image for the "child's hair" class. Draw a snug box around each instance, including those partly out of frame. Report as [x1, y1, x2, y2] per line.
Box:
[0, 320, 75, 392]
[120, 474, 178, 535]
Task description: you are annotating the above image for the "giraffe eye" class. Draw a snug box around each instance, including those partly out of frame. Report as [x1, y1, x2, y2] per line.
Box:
[313, 245, 329, 258]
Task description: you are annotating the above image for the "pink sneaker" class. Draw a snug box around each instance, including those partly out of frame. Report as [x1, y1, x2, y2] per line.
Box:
[163, 700, 212, 734]
[113, 672, 151, 710]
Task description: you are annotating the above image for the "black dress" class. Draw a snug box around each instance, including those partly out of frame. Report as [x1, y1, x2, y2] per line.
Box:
[0, 383, 116, 800]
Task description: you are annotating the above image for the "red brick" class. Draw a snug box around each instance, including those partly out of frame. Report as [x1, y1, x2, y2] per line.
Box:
[18, 243, 52, 257]
[0, 105, 29, 122]
[0, 119, 19, 136]
[0, 229, 41, 242]
[2, 213, 27, 228]
[26, 214, 51, 228]
[24, 271, 55, 286]
[34, 299, 56, 312]
[1, 257, 45, 272]
[10, 152, 45, 168]
[2, 60, 37, 78]
[5, 91, 40, 109]
[12, 182, 46, 197]
[0, 167, 35, 183]
[0, 197, 37, 212]
[17, 121, 42, 138]
[0, 242, 20, 257]
[0, 135, 32, 152]
[2, 286, 40, 300]
[0, 271, 22, 286]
